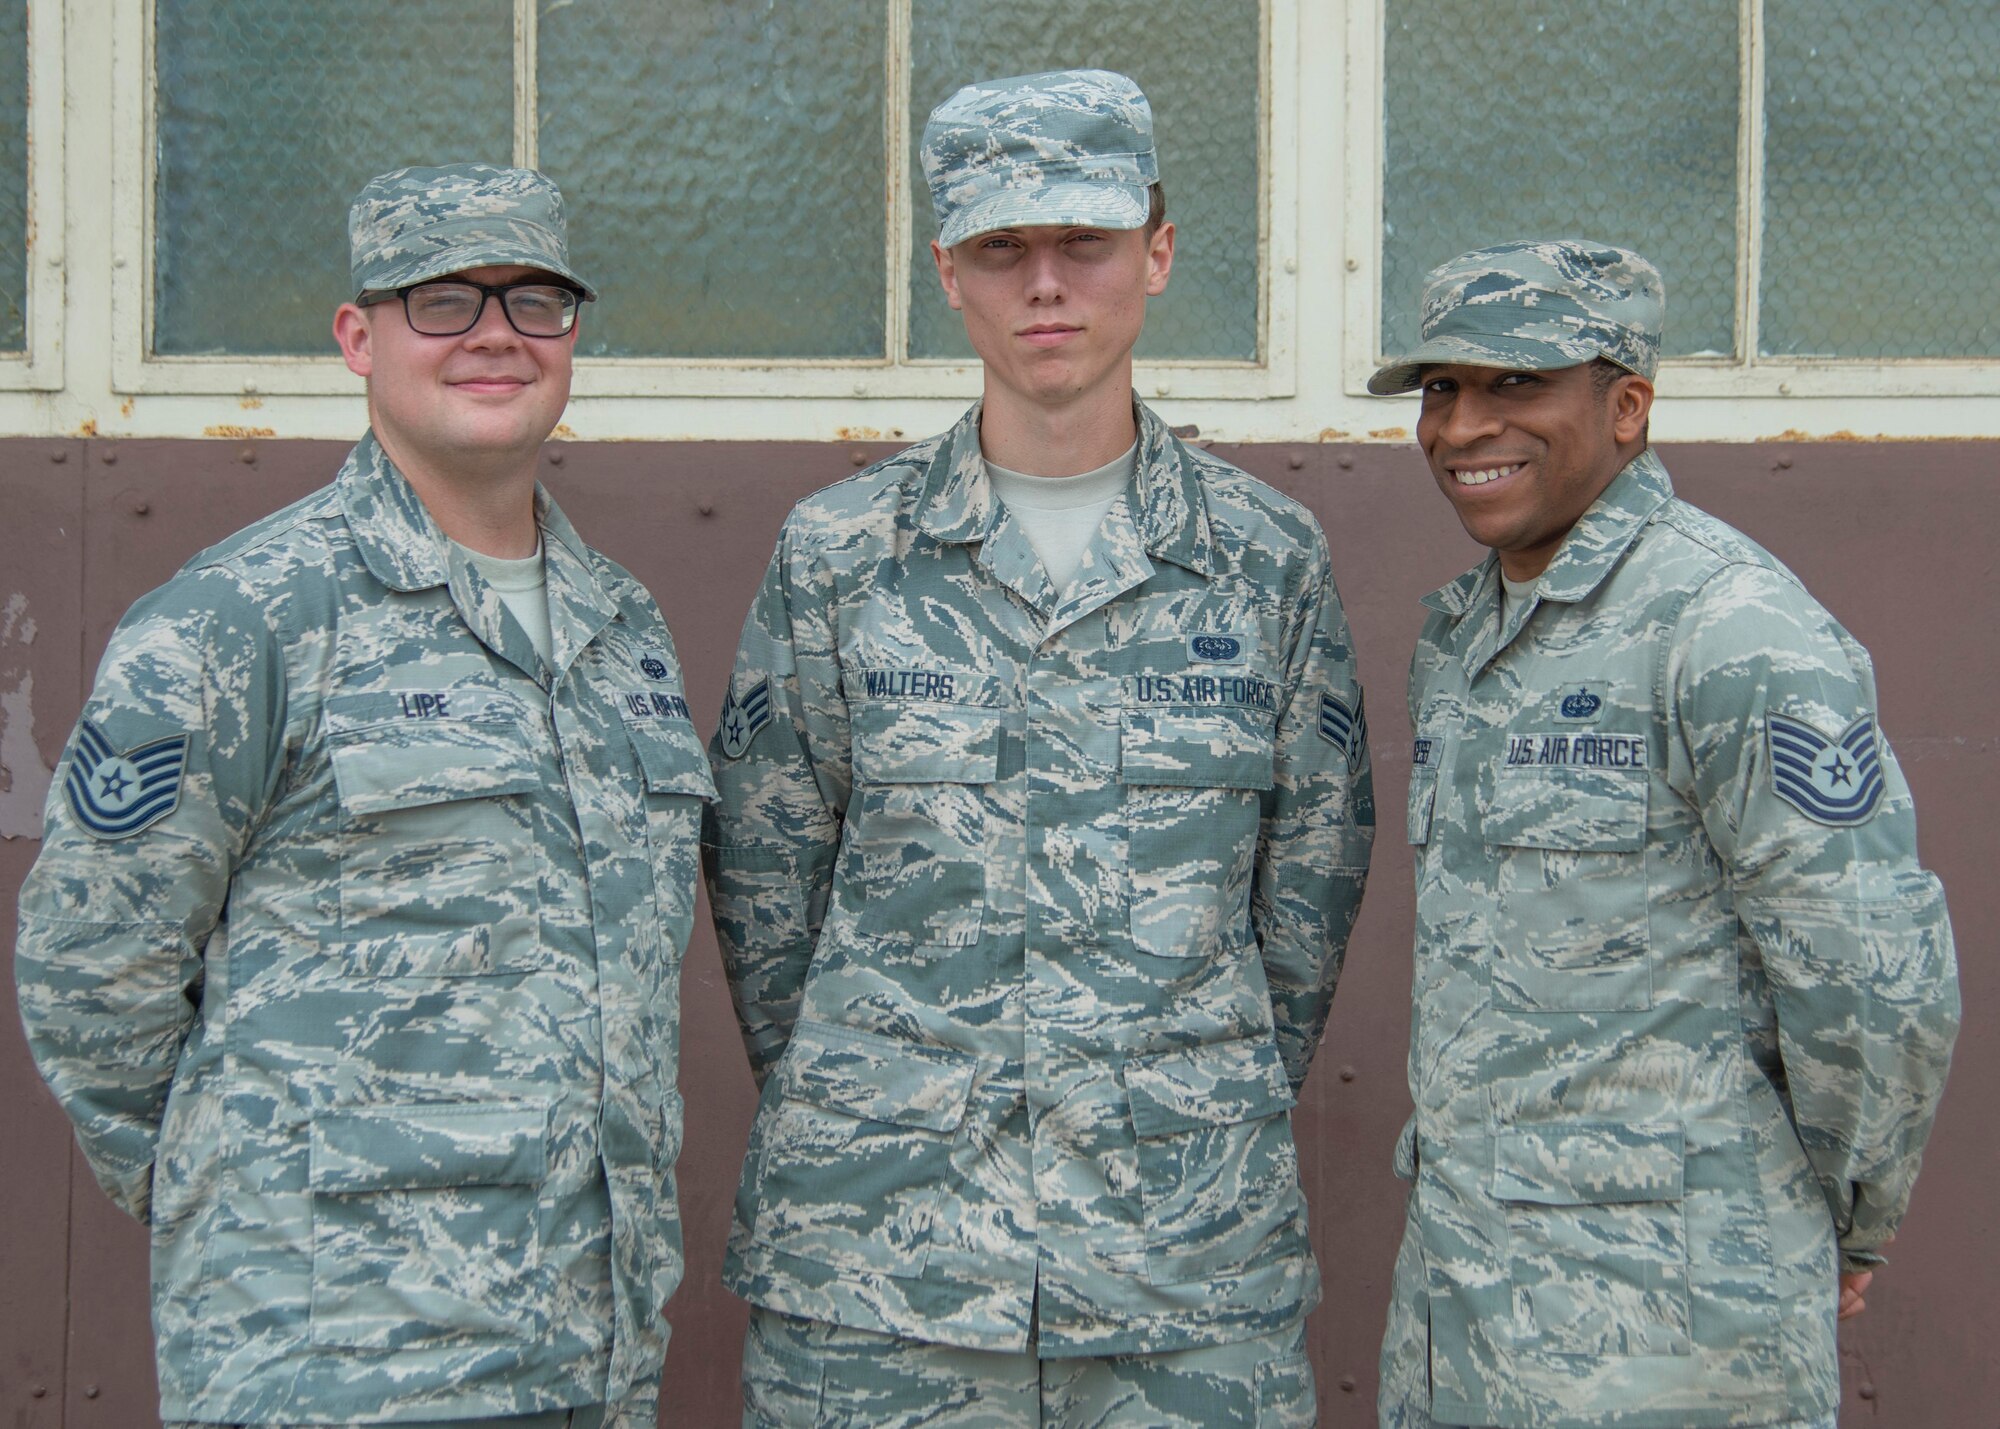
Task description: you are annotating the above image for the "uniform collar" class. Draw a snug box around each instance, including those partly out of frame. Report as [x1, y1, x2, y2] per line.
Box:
[338, 431, 619, 677]
[914, 396, 1215, 578]
[1419, 448, 1674, 618]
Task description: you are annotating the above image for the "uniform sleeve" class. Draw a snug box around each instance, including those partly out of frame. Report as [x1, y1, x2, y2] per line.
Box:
[14, 566, 286, 1221]
[1251, 527, 1376, 1092]
[703, 515, 848, 1088]
[1670, 562, 1959, 1270]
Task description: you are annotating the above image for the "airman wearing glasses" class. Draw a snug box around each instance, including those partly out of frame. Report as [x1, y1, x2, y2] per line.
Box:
[16, 164, 712, 1429]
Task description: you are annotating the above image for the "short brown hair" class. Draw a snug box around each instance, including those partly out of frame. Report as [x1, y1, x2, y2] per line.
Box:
[1145, 182, 1168, 235]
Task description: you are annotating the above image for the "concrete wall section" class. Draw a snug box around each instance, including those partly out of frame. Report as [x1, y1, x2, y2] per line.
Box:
[1, 437, 1992, 1427]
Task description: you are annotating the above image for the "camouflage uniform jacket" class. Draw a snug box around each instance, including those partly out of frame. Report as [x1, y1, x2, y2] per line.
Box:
[704, 398, 1375, 1357]
[1382, 451, 1959, 1427]
[15, 434, 714, 1425]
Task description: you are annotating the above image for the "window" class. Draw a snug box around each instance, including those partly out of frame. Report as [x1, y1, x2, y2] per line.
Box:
[122, 0, 1282, 397]
[0, 0, 59, 390]
[1368, 0, 1999, 394]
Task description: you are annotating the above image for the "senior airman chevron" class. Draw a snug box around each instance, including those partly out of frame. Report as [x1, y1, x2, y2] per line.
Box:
[718, 677, 773, 758]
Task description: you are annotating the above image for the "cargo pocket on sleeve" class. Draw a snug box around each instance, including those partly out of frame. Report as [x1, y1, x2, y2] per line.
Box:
[1126, 1035, 1303, 1284]
[747, 1021, 977, 1279]
[1494, 1121, 1691, 1357]
[308, 1100, 551, 1348]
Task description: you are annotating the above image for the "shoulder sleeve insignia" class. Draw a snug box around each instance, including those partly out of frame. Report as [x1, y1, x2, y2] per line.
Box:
[718, 678, 774, 759]
[1767, 710, 1884, 826]
[63, 720, 191, 839]
[1318, 691, 1366, 770]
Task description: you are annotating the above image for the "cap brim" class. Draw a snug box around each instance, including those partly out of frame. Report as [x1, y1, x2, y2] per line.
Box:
[940, 181, 1149, 248]
[359, 241, 598, 302]
[1365, 332, 1608, 395]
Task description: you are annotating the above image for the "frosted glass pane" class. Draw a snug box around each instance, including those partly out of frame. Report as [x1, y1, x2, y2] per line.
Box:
[1382, 1, 1739, 361]
[1761, 0, 2000, 358]
[0, 0, 25, 352]
[154, 1, 512, 356]
[908, 0, 1260, 362]
[539, 0, 888, 359]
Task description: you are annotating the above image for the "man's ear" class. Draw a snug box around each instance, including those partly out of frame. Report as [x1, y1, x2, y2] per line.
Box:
[333, 302, 374, 378]
[1611, 373, 1655, 445]
[1144, 221, 1176, 297]
[931, 238, 963, 312]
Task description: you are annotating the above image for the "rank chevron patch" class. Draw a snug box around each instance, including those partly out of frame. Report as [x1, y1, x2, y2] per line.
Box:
[1767, 710, 1884, 826]
[63, 720, 190, 839]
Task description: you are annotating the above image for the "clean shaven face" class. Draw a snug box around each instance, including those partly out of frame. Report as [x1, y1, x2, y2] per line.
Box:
[932, 221, 1174, 412]
[1416, 361, 1651, 580]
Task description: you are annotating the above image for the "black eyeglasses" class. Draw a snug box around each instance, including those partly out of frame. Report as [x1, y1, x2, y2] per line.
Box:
[358, 279, 587, 338]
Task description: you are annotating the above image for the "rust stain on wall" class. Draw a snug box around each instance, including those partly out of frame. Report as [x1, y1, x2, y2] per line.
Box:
[202, 424, 277, 439]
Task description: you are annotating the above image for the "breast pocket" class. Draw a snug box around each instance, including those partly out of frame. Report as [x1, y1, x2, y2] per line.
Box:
[746, 1020, 977, 1279]
[1493, 1121, 1691, 1358]
[307, 1100, 552, 1348]
[623, 715, 719, 959]
[326, 708, 544, 977]
[1480, 767, 1651, 1011]
[848, 703, 1002, 948]
[1125, 1035, 1304, 1284]
[1120, 707, 1274, 957]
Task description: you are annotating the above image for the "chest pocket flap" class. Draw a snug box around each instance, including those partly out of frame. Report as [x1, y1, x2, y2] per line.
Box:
[851, 702, 1003, 785]
[1481, 768, 1646, 853]
[326, 694, 540, 814]
[625, 715, 719, 800]
[1120, 707, 1275, 790]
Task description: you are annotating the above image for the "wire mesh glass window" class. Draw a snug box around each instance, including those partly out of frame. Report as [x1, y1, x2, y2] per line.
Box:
[153, 1, 514, 357]
[0, 0, 27, 354]
[1381, 0, 2000, 365]
[1760, 0, 2000, 359]
[148, 0, 1265, 365]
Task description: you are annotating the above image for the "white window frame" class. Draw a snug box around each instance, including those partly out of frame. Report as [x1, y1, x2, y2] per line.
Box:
[110, 0, 1297, 402]
[0, 0, 64, 391]
[1339, 0, 2000, 400]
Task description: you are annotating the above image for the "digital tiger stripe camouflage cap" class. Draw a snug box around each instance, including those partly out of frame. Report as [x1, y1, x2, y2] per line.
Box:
[348, 162, 597, 300]
[1369, 238, 1664, 395]
[921, 69, 1158, 248]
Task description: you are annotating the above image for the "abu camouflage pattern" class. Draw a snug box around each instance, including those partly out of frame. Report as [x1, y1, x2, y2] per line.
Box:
[704, 398, 1374, 1358]
[741, 1305, 1316, 1428]
[921, 69, 1158, 248]
[15, 434, 712, 1424]
[348, 162, 598, 299]
[1368, 239, 1664, 395]
[1379, 451, 1959, 1428]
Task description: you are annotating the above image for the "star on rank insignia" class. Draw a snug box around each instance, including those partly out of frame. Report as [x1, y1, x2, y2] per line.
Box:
[63, 720, 191, 839]
[1318, 691, 1366, 771]
[1767, 710, 1885, 826]
[718, 678, 773, 759]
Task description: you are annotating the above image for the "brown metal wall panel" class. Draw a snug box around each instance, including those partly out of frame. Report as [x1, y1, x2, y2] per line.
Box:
[0, 436, 1992, 1428]
[1, 441, 86, 1429]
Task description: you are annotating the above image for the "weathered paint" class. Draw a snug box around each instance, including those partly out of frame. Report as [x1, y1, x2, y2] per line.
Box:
[0, 437, 1992, 1426]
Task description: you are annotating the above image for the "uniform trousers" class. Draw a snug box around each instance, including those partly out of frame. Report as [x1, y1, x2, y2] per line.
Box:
[170, 1402, 611, 1429]
[742, 1307, 1316, 1427]
[1378, 1395, 1837, 1429]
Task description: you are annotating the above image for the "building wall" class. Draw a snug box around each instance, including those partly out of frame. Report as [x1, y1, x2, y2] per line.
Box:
[2, 434, 1992, 1427]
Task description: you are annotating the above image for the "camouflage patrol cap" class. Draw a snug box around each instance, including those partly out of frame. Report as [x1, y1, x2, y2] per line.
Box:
[921, 69, 1158, 248]
[1368, 238, 1663, 395]
[348, 163, 597, 301]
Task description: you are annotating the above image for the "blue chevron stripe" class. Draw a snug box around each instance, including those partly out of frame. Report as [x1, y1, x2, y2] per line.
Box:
[1768, 712, 1884, 826]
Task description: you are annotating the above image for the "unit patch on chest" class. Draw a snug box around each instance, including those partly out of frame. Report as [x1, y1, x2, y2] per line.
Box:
[1554, 682, 1607, 722]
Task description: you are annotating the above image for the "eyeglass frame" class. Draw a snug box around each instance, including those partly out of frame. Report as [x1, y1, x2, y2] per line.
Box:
[355, 277, 591, 338]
